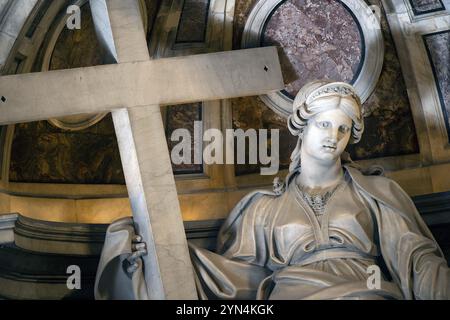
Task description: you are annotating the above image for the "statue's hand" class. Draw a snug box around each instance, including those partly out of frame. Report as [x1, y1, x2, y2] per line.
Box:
[124, 235, 147, 275]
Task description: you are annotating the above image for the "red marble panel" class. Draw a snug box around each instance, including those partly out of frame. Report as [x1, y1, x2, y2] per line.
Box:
[262, 0, 363, 98]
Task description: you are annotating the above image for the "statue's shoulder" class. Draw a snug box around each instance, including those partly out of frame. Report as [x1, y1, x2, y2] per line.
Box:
[345, 165, 414, 213]
[345, 165, 399, 189]
[222, 188, 279, 229]
[234, 188, 279, 212]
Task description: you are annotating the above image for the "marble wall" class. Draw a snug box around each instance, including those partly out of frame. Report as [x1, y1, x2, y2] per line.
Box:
[49, 4, 105, 70]
[9, 2, 203, 184]
[0, 126, 4, 180]
[10, 116, 125, 184]
[5, 0, 425, 180]
[423, 31, 450, 142]
[262, 0, 363, 98]
[232, 96, 297, 175]
[409, 0, 445, 15]
[145, 0, 163, 40]
[25, 0, 52, 39]
[232, 0, 419, 175]
[165, 103, 203, 174]
[9, 4, 123, 184]
[233, 0, 258, 50]
[175, 0, 210, 43]
[347, 0, 419, 160]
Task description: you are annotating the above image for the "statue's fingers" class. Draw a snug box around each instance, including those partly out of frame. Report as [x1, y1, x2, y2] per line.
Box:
[136, 248, 147, 258]
[132, 235, 142, 243]
[126, 262, 139, 274]
[132, 242, 146, 251]
[127, 251, 141, 263]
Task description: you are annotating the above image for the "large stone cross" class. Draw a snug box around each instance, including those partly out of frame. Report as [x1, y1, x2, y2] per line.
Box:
[0, 0, 283, 299]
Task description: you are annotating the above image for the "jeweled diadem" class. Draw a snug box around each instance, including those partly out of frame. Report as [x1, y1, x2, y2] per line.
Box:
[306, 82, 360, 105]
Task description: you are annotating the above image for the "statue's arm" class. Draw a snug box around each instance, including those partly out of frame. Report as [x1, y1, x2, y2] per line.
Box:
[373, 182, 450, 300]
[217, 191, 274, 265]
[95, 218, 149, 300]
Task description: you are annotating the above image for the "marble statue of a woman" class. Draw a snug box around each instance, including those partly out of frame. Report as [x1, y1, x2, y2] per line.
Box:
[95, 80, 450, 300]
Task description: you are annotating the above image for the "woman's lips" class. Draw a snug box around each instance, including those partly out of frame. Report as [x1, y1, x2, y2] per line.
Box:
[322, 145, 337, 151]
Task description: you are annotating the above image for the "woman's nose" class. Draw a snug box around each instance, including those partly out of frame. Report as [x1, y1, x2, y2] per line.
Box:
[326, 127, 339, 142]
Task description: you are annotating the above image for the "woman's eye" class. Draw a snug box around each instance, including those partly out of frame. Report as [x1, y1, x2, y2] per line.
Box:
[339, 125, 350, 133]
[317, 121, 330, 128]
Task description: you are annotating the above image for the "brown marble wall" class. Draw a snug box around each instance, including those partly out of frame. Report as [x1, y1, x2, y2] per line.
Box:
[233, 0, 258, 50]
[49, 4, 105, 70]
[424, 31, 450, 142]
[10, 2, 202, 184]
[10, 116, 125, 184]
[409, 0, 445, 15]
[165, 103, 203, 173]
[175, 0, 210, 43]
[145, 0, 163, 41]
[347, 0, 419, 160]
[0, 126, 4, 180]
[9, 4, 124, 184]
[232, 97, 297, 175]
[232, 0, 419, 175]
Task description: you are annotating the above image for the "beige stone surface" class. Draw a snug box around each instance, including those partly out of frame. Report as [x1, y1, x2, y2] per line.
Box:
[387, 166, 433, 196]
[0, 192, 10, 213]
[10, 196, 77, 222]
[75, 198, 131, 223]
[430, 163, 450, 193]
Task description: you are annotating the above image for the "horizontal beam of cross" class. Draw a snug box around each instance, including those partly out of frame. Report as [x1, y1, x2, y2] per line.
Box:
[0, 47, 283, 125]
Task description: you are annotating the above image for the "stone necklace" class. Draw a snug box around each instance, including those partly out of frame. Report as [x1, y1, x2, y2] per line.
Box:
[296, 178, 345, 216]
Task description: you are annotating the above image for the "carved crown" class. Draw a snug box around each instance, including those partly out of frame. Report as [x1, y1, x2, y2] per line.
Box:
[306, 82, 361, 106]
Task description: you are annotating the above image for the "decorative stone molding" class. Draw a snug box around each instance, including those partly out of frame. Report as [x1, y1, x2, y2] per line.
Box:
[404, 0, 448, 21]
[0, 0, 39, 72]
[149, 0, 234, 57]
[382, 0, 450, 163]
[0, 242, 99, 299]
[423, 30, 450, 143]
[241, 0, 385, 117]
[14, 214, 107, 255]
[0, 213, 222, 298]
[2, 213, 223, 255]
[0, 213, 17, 244]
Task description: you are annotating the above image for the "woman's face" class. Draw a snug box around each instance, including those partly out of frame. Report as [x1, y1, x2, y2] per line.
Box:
[301, 108, 352, 164]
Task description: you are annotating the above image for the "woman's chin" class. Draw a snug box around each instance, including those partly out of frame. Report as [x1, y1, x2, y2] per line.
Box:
[315, 150, 342, 163]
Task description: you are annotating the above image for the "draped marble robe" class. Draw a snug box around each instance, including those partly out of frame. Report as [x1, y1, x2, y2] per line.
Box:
[95, 165, 450, 299]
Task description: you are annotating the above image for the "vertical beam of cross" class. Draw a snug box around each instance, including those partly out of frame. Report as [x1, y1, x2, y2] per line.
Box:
[90, 0, 197, 299]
